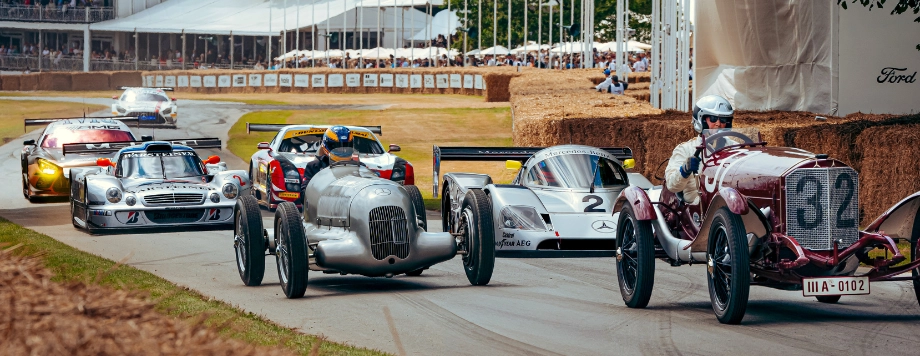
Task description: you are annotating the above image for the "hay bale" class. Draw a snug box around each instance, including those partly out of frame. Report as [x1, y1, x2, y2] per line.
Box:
[71, 72, 110, 91]
[2, 75, 21, 91]
[484, 73, 514, 102]
[109, 71, 142, 89]
[49, 73, 72, 91]
[856, 120, 920, 225]
[19, 74, 39, 91]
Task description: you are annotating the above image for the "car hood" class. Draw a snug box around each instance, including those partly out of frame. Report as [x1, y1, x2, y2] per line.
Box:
[122, 177, 211, 193]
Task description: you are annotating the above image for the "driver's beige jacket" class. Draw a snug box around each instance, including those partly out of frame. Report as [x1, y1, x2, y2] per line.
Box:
[665, 137, 703, 205]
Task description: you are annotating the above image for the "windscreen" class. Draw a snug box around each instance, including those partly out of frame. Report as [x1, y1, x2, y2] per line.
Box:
[701, 128, 763, 154]
[121, 90, 169, 102]
[116, 151, 205, 179]
[41, 128, 135, 148]
[277, 133, 384, 155]
[526, 154, 626, 189]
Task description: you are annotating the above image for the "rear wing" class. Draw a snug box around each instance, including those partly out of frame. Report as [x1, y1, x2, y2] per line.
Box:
[246, 123, 383, 135]
[24, 117, 139, 131]
[119, 86, 174, 91]
[432, 145, 633, 197]
[63, 138, 222, 155]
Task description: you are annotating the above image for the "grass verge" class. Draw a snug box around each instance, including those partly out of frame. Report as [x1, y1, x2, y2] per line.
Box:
[0, 216, 385, 356]
[0, 99, 107, 144]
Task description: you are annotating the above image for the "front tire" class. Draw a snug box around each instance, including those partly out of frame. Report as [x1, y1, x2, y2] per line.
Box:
[458, 189, 495, 286]
[707, 207, 750, 325]
[910, 207, 920, 307]
[275, 201, 308, 298]
[615, 203, 656, 308]
[441, 184, 451, 233]
[235, 195, 266, 286]
[404, 185, 427, 231]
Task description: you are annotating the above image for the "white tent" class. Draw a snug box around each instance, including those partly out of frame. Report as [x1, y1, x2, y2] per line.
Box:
[275, 49, 302, 61]
[361, 47, 395, 59]
[313, 49, 345, 59]
[551, 42, 590, 53]
[511, 43, 552, 54]
[410, 10, 460, 41]
[594, 40, 650, 53]
[466, 48, 481, 56]
[479, 45, 511, 56]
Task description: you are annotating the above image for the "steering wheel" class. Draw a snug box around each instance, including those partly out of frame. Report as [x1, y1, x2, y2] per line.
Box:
[704, 131, 754, 153]
[653, 158, 670, 184]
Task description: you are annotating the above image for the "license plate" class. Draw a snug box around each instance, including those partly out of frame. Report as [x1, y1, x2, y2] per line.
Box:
[139, 115, 156, 121]
[802, 276, 869, 297]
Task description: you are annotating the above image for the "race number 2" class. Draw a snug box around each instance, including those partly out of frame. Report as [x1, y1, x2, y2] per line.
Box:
[583, 195, 605, 212]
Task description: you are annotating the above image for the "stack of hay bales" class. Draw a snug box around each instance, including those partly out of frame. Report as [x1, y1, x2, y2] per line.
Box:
[1, 75, 20, 91]
[72, 72, 111, 91]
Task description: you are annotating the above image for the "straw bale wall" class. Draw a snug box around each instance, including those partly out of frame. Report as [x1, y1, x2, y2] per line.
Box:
[1, 75, 20, 91]
[109, 71, 142, 89]
[19, 74, 39, 91]
[71, 72, 110, 91]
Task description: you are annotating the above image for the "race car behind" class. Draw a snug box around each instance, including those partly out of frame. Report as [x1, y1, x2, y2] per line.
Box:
[111, 87, 178, 127]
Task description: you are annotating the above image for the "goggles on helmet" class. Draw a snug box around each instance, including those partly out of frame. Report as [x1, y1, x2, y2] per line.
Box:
[705, 115, 733, 124]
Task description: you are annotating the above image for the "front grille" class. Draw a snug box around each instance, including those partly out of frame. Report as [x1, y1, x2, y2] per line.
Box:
[145, 209, 204, 224]
[785, 167, 859, 250]
[144, 193, 204, 205]
[368, 206, 410, 260]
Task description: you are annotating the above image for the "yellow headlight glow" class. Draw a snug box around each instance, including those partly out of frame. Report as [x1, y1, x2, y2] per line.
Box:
[37, 158, 60, 175]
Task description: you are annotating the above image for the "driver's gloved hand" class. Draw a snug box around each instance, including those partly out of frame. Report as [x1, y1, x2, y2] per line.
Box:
[679, 157, 700, 178]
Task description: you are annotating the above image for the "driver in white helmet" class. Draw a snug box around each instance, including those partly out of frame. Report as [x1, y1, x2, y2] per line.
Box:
[664, 95, 734, 205]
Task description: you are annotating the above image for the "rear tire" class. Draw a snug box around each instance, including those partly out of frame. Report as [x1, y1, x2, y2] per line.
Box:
[707, 207, 750, 325]
[275, 201, 308, 298]
[405, 268, 424, 276]
[816, 295, 841, 304]
[615, 203, 656, 308]
[459, 189, 495, 286]
[910, 206, 920, 307]
[441, 184, 451, 233]
[235, 195, 266, 287]
[404, 185, 427, 231]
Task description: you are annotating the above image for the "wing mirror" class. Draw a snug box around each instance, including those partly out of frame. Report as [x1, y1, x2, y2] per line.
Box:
[623, 158, 636, 169]
[257, 142, 271, 150]
[204, 155, 221, 165]
[171, 97, 177, 102]
[112, 95, 118, 99]
[23, 139, 35, 146]
[141, 135, 153, 142]
[96, 158, 114, 167]
[505, 160, 522, 171]
[388, 144, 401, 153]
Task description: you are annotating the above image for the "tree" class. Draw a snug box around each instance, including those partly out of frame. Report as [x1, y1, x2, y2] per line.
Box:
[838, 0, 920, 50]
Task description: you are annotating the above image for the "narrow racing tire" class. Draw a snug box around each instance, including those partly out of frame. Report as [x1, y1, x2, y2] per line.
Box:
[275, 201, 308, 298]
[234, 195, 266, 287]
[405, 268, 425, 276]
[816, 295, 841, 304]
[404, 184, 428, 231]
[707, 206, 750, 325]
[441, 184, 451, 233]
[910, 205, 920, 307]
[22, 174, 29, 200]
[459, 189, 495, 286]
[615, 203, 656, 308]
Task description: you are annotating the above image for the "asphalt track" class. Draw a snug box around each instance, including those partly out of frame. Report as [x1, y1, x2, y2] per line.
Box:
[2, 97, 919, 355]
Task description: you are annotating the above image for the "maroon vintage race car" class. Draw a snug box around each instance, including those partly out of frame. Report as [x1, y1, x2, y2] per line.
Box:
[612, 128, 919, 324]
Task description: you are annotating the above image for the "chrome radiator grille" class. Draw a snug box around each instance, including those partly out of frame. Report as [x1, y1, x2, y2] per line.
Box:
[368, 206, 410, 260]
[144, 193, 204, 205]
[785, 167, 859, 250]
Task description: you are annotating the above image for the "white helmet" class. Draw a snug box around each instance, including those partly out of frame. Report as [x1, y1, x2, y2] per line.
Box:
[692, 95, 734, 133]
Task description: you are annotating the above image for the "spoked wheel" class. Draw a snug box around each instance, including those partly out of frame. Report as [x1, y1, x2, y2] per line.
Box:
[458, 189, 495, 286]
[404, 185, 428, 231]
[707, 207, 750, 324]
[816, 295, 841, 304]
[911, 208, 920, 306]
[615, 203, 656, 308]
[275, 202, 308, 298]
[234, 195, 266, 286]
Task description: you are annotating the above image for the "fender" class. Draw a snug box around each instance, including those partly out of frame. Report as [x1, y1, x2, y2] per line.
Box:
[612, 186, 656, 221]
[482, 184, 549, 215]
[864, 191, 920, 240]
[692, 187, 770, 251]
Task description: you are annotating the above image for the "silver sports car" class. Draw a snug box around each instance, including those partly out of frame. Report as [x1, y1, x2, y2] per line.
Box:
[68, 138, 250, 233]
[435, 144, 649, 257]
[233, 147, 495, 299]
[111, 87, 178, 127]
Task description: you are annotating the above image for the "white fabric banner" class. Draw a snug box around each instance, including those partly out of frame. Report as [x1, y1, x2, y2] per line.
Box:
[279, 74, 293, 87]
[328, 74, 344, 87]
[233, 74, 246, 87]
[218, 75, 231, 88]
[164, 76, 176, 87]
[346, 74, 361, 87]
[190, 76, 202, 88]
[312, 75, 326, 87]
[381, 74, 395, 87]
[248, 74, 262, 87]
[155, 76, 163, 87]
[449, 74, 461, 88]
[264, 74, 278, 87]
[363, 74, 378, 87]
[177, 76, 189, 87]
[294, 74, 310, 87]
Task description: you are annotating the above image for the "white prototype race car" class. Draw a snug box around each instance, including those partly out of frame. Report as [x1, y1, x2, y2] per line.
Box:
[435, 144, 652, 257]
[111, 87, 178, 127]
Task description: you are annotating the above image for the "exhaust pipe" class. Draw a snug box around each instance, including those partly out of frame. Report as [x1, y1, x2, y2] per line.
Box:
[652, 207, 707, 263]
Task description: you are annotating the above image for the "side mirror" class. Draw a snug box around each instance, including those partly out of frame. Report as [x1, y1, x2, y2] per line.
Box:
[505, 160, 522, 171]
[171, 97, 177, 102]
[96, 158, 113, 167]
[388, 144, 401, 153]
[112, 95, 118, 100]
[23, 139, 35, 146]
[257, 142, 271, 150]
[204, 155, 221, 165]
[141, 135, 153, 142]
[623, 158, 636, 169]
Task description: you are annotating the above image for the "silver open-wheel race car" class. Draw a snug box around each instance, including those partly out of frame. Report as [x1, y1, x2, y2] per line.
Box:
[233, 148, 495, 299]
[434, 144, 648, 257]
[68, 138, 250, 233]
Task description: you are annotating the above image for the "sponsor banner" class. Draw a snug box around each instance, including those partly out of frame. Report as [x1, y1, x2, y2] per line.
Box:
[164, 76, 176, 87]
[474, 74, 483, 89]
[436, 74, 449, 88]
[312, 74, 326, 87]
[409, 74, 422, 88]
[279, 74, 293, 87]
[396, 74, 409, 88]
[450, 74, 461, 88]
[424, 74, 435, 88]
[328, 73, 344, 87]
[190, 76, 202, 88]
[145, 75, 154, 87]
[177, 76, 189, 87]
[380, 73, 394, 87]
[294, 74, 310, 87]
[463, 74, 473, 88]
[363, 73, 378, 87]
[346, 73, 361, 87]
[248, 74, 262, 87]
[232, 74, 246, 87]
[203, 76, 217, 87]
[263, 73, 278, 87]
[217, 75, 231, 88]
[155, 75, 163, 87]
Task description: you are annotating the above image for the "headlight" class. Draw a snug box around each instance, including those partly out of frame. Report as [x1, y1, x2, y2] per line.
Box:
[222, 183, 239, 199]
[115, 106, 126, 113]
[106, 187, 123, 204]
[210, 193, 220, 203]
[160, 107, 172, 115]
[37, 158, 60, 175]
[125, 195, 136, 206]
[500, 206, 547, 231]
